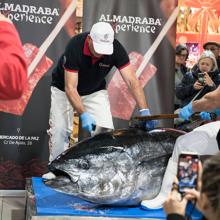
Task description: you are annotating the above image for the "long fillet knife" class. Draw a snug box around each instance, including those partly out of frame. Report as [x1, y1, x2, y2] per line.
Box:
[134, 114, 179, 121]
[134, 113, 217, 121]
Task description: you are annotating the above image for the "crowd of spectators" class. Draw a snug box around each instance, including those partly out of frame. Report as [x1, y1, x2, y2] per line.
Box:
[175, 42, 220, 110]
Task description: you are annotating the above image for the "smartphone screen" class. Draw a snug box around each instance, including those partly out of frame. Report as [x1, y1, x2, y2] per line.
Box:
[177, 153, 199, 194]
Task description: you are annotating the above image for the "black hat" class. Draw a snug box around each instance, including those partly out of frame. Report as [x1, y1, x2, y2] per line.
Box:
[203, 42, 220, 49]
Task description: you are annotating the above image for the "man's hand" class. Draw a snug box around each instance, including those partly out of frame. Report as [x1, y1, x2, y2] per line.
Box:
[80, 112, 96, 133]
[199, 112, 211, 120]
[179, 102, 193, 120]
[139, 109, 157, 130]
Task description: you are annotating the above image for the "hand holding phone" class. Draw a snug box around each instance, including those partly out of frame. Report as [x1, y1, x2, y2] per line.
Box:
[198, 73, 205, 86]
[177, 152, 199, 196]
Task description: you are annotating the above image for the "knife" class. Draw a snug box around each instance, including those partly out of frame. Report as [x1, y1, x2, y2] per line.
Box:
[134, 114, 179, 121]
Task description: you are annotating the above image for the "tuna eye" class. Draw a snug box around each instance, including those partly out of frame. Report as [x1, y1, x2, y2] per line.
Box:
[78, 160, 89, 170]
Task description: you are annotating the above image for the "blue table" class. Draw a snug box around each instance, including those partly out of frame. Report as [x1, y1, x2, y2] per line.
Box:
[31, 177, 202, 219]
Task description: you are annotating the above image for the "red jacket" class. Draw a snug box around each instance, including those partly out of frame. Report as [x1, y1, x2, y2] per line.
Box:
[0, 21, 27, 100]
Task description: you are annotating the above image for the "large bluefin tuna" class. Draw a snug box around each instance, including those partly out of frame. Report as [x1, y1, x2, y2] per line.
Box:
[44, 128, 184, 206]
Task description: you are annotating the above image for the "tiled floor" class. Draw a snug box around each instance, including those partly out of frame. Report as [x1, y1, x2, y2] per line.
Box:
[0, 196, 26, 220]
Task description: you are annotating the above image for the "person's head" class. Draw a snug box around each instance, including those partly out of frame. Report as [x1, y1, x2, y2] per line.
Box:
[88, 22, 114, 58]
[200, 152, 220, 220]
[203, 42, 220, 59]
[197, 50, 218, 73]
[175, 44, 189, 66]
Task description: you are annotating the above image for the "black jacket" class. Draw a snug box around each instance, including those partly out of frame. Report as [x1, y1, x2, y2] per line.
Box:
[167, 214, 185, 220]
[175, 68, 220, 107]
[167, 213, 207, 220]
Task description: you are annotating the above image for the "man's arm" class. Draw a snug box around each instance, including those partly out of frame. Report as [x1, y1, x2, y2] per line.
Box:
[193, 86, 220, 112]
[64, 70, 96, 132]
[64, 70, 85, 114]
[179, 85, 220, 120]
[119, 64, 158, 129]
[119, 64, 148, 110]
[0, 14, 27, 100]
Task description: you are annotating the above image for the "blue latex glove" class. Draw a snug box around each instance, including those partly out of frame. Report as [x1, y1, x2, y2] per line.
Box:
[139, 109, 157, 130]
[179, 102, 193, 120]
[200, 112, 211, 120]
[80, 112, 96, 133]
[214, 108, 220, 116]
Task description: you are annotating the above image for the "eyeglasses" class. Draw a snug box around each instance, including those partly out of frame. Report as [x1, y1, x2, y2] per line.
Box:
[177, 53, 187, 58]
[205, 47, 218, 51]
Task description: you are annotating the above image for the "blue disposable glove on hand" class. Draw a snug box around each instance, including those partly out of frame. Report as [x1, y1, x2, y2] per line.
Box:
[200, 112, 211, 121]
[214, 108, 220, 116]
[179, 102, 193, 120]
[80, 112, 96, 133]
[139, 109, 157, 130]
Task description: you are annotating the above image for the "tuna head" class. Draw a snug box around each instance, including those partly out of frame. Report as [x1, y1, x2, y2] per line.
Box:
[44, 128, 184, 206]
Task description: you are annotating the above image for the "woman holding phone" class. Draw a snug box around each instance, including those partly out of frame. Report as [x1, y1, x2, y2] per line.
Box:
[164, 152, 220, 220]
[175, 50, 220, 107]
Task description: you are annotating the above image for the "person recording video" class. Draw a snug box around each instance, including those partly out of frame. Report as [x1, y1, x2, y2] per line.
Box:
[164, 152, 220, 220]
[175, 50, 220, 108]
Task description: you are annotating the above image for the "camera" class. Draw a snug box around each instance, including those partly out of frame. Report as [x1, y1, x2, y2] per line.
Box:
[177, 152, 199, 195]
[198, 72, 205, 85]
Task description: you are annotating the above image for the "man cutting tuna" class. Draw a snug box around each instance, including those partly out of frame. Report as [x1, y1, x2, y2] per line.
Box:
[45, 22, 155, 179]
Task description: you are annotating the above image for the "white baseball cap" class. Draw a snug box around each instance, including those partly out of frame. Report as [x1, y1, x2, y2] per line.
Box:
[90, 22, 114, 55]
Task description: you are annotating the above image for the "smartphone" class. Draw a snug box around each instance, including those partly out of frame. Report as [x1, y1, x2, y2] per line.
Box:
[177, 152, 199, 195]
[198, 72, 205, 85]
